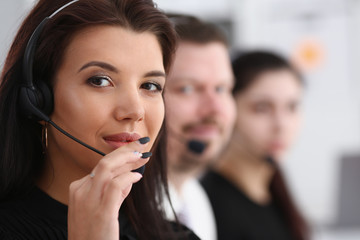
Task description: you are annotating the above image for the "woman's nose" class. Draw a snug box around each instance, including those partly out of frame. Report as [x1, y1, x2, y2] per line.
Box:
[113, 89, 145, 122]
[273, 110, 290, 134]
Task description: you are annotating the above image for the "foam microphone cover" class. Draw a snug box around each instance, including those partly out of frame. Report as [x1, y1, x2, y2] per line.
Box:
[265, 155, 277, 167]
[187, 140, 207, 154]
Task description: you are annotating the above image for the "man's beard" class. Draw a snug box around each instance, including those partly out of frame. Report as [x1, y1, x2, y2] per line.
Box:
[171, 150, 215, 174]
[171, 116, 223, 173]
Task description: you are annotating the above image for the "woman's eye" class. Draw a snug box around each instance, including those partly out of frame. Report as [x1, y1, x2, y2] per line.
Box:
[215, 85, 226, 93]
[87, 76, 113, 87]
[288, 102, 299, 113]
[141, 82, 162, 92]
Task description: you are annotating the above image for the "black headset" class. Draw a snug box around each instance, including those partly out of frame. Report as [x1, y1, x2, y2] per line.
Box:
[17, 0, 106, 157]
[18, 0, 79, 122]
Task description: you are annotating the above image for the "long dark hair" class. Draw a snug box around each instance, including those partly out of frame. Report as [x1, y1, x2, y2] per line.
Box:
[232, 51, 309, 240]
[0, 0, 176, 239]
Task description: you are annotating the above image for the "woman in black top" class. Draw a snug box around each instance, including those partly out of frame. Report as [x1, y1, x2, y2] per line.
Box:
[0, 0, 198, 239]
[201, 51, 309, 240]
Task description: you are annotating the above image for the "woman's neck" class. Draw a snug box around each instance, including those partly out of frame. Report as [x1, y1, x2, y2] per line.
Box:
[36, 165, 70, 205]
[36, 151, 87, 205]
[214, 138, 275, 205]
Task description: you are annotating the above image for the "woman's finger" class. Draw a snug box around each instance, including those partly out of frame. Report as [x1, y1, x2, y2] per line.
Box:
[88, 152, 148, 200]
[91, 136, 150, 177]
[100, 172, 143, 212]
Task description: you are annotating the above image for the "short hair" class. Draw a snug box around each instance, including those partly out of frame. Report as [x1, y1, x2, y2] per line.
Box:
[167, 13, 228, 47]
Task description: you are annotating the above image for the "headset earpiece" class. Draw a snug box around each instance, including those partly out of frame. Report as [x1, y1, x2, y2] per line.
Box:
[19, 0, 79, 122]
[16, 0, 108, 157]
[18, 82, 52, 122]
[19, 15, 52, 122]
[36, 80, 53, 115]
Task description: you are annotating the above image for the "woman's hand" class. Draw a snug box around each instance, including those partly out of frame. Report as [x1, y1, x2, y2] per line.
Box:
[67, 137, 150, 240]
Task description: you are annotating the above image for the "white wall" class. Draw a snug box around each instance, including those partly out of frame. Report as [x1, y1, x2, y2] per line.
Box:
[0, 0, 33, 68]
[155, 0, 232, 19]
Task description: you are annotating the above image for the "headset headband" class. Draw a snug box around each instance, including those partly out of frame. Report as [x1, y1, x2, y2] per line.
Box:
[22, 0, 79, 88]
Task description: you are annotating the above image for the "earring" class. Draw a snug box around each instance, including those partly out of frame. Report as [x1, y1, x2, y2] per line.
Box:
[42, 123, 48, 151]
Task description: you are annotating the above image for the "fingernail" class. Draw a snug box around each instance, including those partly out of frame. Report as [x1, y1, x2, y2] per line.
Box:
[138, 137, 150, 144]
[141, 152, 152, 159]
[133, 151, 142, 157]
[132, 165, 145, 175]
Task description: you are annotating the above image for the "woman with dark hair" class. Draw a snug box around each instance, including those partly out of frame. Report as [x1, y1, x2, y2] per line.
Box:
[0, 0, 199, 239]
[201, 51, 309, 240]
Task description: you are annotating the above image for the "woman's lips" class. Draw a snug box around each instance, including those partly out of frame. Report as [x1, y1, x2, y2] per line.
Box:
[103, 132, 141, 149]
[268, 142, 286, 152]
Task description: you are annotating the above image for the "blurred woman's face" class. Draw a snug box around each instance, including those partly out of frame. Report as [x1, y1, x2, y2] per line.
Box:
[235, 69, 303, 161]
[48, 25, 165, 178]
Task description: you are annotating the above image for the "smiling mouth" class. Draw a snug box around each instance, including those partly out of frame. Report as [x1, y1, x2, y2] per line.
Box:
[103, 132, 141, 149]
[104, 140, 131, 149]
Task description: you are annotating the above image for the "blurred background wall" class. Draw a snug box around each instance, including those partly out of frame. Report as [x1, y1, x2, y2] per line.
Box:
[1, 0, 360, 239]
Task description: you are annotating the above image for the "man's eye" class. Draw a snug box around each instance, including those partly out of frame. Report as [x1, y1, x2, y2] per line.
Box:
[254, 103, 270, 113]
[87, 76, 112, 87]
[180, 85, 194, 94]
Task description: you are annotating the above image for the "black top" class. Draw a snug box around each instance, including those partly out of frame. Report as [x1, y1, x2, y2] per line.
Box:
[201, 170, 293, 240]
[0, 187, 199, 240]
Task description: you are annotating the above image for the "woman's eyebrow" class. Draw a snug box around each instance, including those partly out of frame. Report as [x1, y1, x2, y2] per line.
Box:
[78, 61, 119, 73]
[144, 70, 166, 78]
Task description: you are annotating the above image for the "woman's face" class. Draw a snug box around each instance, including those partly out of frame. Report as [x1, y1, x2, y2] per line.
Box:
[48, 25, 165, 177]
[235, 69, 303, 161]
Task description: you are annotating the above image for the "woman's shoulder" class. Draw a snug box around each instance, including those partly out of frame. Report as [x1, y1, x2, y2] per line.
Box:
[0, 198, 25, 221]
[0, 201, 67, 240]
[0, 200, 31, 239]
[0, 227, 21, 240]
[0, 190, 68, 240]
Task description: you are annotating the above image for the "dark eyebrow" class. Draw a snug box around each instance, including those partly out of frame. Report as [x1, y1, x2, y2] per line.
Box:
[78, 61, 119, 73]
[144, 70, 166, 78]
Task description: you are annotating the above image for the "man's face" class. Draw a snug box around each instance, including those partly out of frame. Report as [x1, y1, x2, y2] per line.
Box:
[165, 41, 236, 172]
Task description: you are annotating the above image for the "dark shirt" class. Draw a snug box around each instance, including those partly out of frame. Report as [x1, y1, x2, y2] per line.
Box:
[0, 187, 199, 240]
[201, 170, 293, 240]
